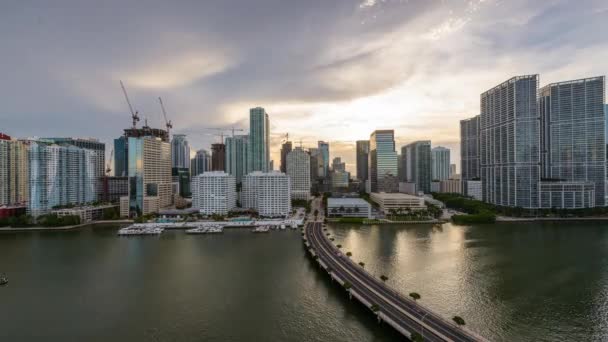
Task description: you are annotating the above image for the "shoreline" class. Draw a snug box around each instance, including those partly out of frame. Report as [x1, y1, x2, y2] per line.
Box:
[0, 220, 133, 233]
[496, 216, 608, 222]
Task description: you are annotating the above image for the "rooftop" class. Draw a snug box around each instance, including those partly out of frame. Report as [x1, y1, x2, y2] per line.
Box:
[371, 192, 421, 200]
[327, 198, 370, 206]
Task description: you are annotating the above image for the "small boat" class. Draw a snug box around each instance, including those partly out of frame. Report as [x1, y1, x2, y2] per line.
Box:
[0, 274, 8, 286]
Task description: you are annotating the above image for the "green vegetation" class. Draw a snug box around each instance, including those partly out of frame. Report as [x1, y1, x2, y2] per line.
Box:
[432, 193, 496, 224]
[358, 261, 365, 268]
[102, 207, 121, 220]
[0, 215, 33, 227]
[358, 191, 378, 207]
[380, 275, 388, 282]
[346, 251, 352, 257]
[370, 304, 380, 312]
[38, 214, 81, 227]
[335, 217, 365, 224]
[134, 213, 157, 223]
[410, 332, 425, 342]
[292, 199, 312, 213]
[453, 316, 465, 327]
[452, 212, 496, 224]
[409, 292, 421, 301]
[343, 281, 352, 290]
[336, 244, 342, 249]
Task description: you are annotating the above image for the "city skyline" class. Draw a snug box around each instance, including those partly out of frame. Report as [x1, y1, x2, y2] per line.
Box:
[2, 1, 607, 172]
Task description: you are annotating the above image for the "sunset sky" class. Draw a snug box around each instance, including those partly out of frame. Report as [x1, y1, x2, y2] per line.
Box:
[2, 0, 607, 175]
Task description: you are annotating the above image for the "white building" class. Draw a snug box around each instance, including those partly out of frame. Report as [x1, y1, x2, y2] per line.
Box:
[242, 171, 291, 217]
[192, 171, 236, 215]
[327, 198, 371, 218]
[370, 192, 425, 214]
[465, 180, 482, 200]
[286, 147, 311, 200]
[439, 179, 462, 194]
[431, 146, 450, 181]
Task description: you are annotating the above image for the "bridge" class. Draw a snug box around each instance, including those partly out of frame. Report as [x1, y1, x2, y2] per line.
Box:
[303, 221, 486, 342]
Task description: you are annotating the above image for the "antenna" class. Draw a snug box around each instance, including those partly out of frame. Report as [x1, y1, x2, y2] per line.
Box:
[120, 80, 140, 129]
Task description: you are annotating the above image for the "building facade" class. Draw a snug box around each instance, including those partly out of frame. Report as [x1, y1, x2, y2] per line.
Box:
[0, 136, 29, 207]
[369, 130, 399, 193]
[480, 75, 540, 208]
[317, 141, 330, 179]
[286, 147, 311, 200]
[356, 140, 370, 183]
[114, 136, 128, 177]
[191, 149, 211, 177]
[225, 135, 249, 183]
[539, 181, 595, 209]
[327, 198, 371, 218]
[280, 141, 292, 173]
[402, 141, 432, 194]
[460, 115, 480, 181]
[171, 134, 191, 169]
[97, 176, 128, 203]
[370, 192, 426, 214]
[191, 172, 236, 215]
[242, 171, 291, 217]
[431, 146, 450, 181]
[248, 107, 270, 172]
[211, 143, 226, 171]
[465, 180, 482, 200]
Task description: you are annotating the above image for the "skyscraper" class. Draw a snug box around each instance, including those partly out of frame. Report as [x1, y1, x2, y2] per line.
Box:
[0, 135, 29, 207]
[540, 76, 606, 207]
[248, 107, 270, 172]
[317, 141, 329, 178]
[402, 141, 432, 193]
[480, 75, 540, 208]
[171, 134, 190, 169]
[211, 143, 226, 171]
[356, 140, 369, 182]
[332, 157, 345, 172]
[460, 115, 480, 181]
[287, 147, 311, 200]
[280, 141, 292, 173]
[191, 149, 211, 177]
[309, 148, 319, 180]
[431, 146, 450, 181]
[368, 130, 398, 193]
[225, 135, 249, 183]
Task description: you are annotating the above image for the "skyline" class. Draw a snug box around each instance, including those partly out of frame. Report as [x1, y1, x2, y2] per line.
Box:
[2, 0, 608, 172]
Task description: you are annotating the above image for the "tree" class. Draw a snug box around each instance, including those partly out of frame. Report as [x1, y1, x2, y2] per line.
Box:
[409, 292, 421, 301]
[358, 261, 365, 268]
[410, 332, 425, 342]
[339, 205, 345, 212]
[380, 275, 388, 282]
[354, 207, 360, 213]
[370, 304, 380, 312]
[343, 281, 352, 290]
[346, 252, 352, 257]
[336, 244, 342, 249]
[453, 316, 465, 327]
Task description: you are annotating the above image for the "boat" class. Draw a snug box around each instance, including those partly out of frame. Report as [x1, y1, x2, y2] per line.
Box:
[0, 274, 7, 286]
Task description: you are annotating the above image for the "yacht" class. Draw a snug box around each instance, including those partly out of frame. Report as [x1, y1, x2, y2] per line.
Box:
[0, 274, 8, 286]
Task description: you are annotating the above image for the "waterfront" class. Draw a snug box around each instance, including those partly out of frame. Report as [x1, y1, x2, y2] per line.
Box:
[1, 222, 607, 341]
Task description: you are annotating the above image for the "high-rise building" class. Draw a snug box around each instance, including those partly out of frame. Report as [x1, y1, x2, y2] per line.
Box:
[431, 146, 450, 181]
[225, 135, 249, 183]
[128, 135, 172, 216]
[97, 176, 128, 203]
[248, 107, 270, 172]
[309, 148, 319, 180]
[28, 141, 97, 216]
[171, 134, 190, 169]
[356, 140, 370, 182]
[449, 164, 457, 179]
[114, 136, 128, 177]
[539, 76, 606, 207]
[280, 141, 292, 173]
[402, 141, 432, 193]
[480, 75, 540, 208]
[191, 171, 236, 215]
[331, 171, 350, 190]
[460, 115, 480, 181]
[191, 149, 211, 177]
[0, 135, 29, 207]
[172, 167, 191, 198]
[332, 157, 346, 172]
[211, 143, 226, 171]
[369, 130, 398, 193]
[287, 147, 311, 200]
[317, 141, 330, 178]
[242, 171, 291, 217]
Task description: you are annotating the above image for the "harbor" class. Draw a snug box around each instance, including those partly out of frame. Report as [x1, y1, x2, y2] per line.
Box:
[186, 226, 224, 234]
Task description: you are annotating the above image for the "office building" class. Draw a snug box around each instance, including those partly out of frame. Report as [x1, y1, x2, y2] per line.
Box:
[211, 143, 226, 171]
[191, 171, 236, 215]
[171, 134, 191, 169]
[248, 107, 270, 172]
[0, 135, 29, 207]
[465, 180, 482, 200]
[128, 135, 172, 216]
[356, 140, 370, 182]
[172, 167, 191, 198]
[480, 75, 540, 208]
[327, 198, 371, 218]
[225, 135, 249, 183]
[460, 115, 480, 181]
[370, 192, 425, 214]
[114, 136, 128, 177]
[449, 164, 457, 179]
[242, 171, 291, 217]
[538, 181, 595, 209]
[402, 141, 432, 193]
[97, 176, 128, 203]
[540, 76, 606, 207]
[191, 149, 211, 177]
[286, 147, 311, 200]
[369, 130, 399, 193]
[331, 171, 350, 190]
[439, 179, 462, 194]
[309, 148, 319, 179]
[431, 146, 450, 181]
[317, 141, 330, 178]
[332, 157, 346, 172]
[280, 141, 292, 173]
[28, 141, 97, 217]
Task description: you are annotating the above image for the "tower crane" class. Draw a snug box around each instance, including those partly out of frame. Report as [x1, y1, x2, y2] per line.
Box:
[158, 97, 173, 137]
[120, 80, 140, 129]
[203, 127, 245, 143]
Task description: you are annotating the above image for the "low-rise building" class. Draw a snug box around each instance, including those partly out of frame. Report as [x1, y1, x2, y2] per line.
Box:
[327, 198, 372, 218]
[439, 179, 462, 194]
[430, 181, 440, 193]
[51, 204, 119, 223]
[398, 182, 417, 195]
[370, 192, 426, 214]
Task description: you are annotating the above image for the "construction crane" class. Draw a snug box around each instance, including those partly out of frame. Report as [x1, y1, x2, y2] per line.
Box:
[282, 133, 289, 144]
[120, 80, 140, 129]
[158, 97, 173, 137]
[106, 149, 114, 175]
[203, 127, 245, 143]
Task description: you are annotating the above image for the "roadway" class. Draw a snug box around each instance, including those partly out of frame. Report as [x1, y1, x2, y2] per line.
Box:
[305, 220, 485, 341]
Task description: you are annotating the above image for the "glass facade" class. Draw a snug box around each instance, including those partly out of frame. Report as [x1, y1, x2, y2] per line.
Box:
[369, 130, 398, 193]
[356, 140, 369, 182]
[318, 141, 330, 179]
[401, 141, 432, 193]
[248, 107, 270, 172]
[171, 134, 190, 169]
[225, 135, 249, 183]
[114, 136, 128, 177]
[460, 116, 480, 181]
[431, 146, 450, 181]
[128, 137, 144, 215]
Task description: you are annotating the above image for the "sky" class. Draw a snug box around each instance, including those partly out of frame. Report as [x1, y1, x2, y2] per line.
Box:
[1, 0, 607, 176]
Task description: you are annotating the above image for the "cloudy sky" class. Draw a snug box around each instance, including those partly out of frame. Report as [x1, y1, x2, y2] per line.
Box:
[2, 0, 607, 176]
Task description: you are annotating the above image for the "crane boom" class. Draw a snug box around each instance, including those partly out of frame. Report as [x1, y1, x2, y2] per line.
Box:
[158, 97, 173, 137]
[120, 80, 140, 129]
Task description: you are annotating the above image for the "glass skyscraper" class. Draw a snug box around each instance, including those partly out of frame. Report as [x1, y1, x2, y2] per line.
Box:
[368, 130, 398, 193]
[171, 134, 190, 169]
[248, 107, 270, 172]
[114, 136, 128, 177]
[431, 146, 450, 181]
[191, 149, 211, 177]
[225, 135, 249, 183]
[460, 115, 480, 181]
[317, 141, 330, 179]
[402, 141, 432, 193]
[356, 140, 369, 182]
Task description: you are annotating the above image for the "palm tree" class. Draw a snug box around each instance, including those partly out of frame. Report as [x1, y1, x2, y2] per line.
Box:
[343, 281, 352, 290]
[409, 292, 421, 301]
[453, 316, 465, 327]
[410, 332, 424, 342]
[380, 275, 388, 282]
[346, 252, 352, 257]
[336, 244, 342, 249]
[358, 261, 365, 268]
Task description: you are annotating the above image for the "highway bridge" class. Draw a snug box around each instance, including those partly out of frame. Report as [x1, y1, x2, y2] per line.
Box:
[303, 221, 486, 342]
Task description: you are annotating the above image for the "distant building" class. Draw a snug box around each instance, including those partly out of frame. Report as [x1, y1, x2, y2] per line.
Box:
[402, 141, 432, 193]
[97, 176, 128, 203]
[356, 140, 369, 183]
[191, 149, 211, 177]
[172, 167, 191, 198]
[225, 135, 249, 183]
[431, 146, 450, 181]
[280, 141, 292, 173]
[248, 107, 270, 172]
[327, 198, 371, 218]
[242, 171, 291, 217]
[318, 141, 330, 178]
[399, 182, 417, 195]
[465, 180, 482, 200]
[113, 136, 129, 177]
[0, 136, 28, 207]
[370, 192, 425, 214]
[331, 170, 350, 190]
[431, 181, 440, 193]
[286, 147, 311, 200]
[192, 171, 236, 215]
[171, 134, 190, 169]
[44, 137, 105, 184]
[439, 179, 462, 194]
[52, 204, 119, 223]
[211, 143, 226, 171]
[460, 115, 480, 181]
[332, 157, 346, 172]
[369, 130, 398, 193]
[449, 164, 457, 179]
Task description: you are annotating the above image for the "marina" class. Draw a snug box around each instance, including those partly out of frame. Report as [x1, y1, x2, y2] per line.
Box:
[117, 226, 164, 236]
[251, 226, 270, 233]
[185, 226, 224, 234]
